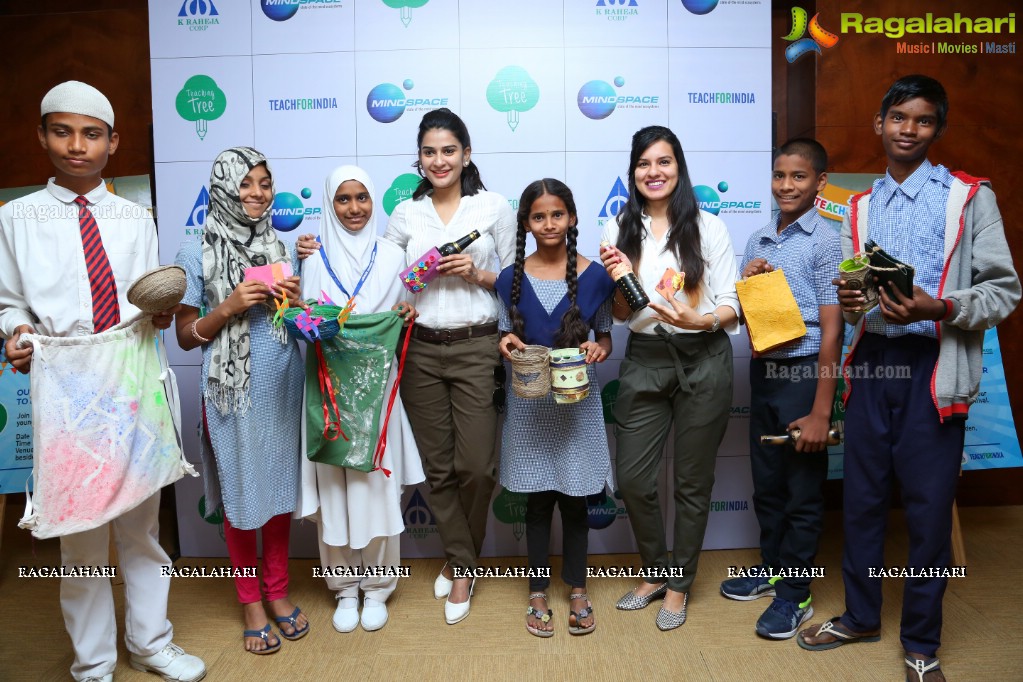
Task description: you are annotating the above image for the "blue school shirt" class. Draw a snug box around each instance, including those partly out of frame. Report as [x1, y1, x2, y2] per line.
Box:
[864, 160, 951, 338]
[741, 207, 842, 359]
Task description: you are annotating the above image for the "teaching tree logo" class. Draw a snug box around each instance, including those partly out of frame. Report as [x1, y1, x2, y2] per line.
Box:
[0, 403, 7, 434]
[486, 66, 539, 131]
[198, 495, 225, 540]
[680, 0, 718, 16]
[175, 75, 226, 140]
[383, 174, 421, 215]
[271, 187, 318, 232]
[383, 0, 428, 27]
[782, 7, 839, 63]
[492, 487, 527, 540]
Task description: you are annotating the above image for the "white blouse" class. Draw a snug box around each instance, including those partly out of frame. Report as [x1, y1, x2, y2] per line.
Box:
[601, 210, 740, 336]
[384, 190, 517, 329]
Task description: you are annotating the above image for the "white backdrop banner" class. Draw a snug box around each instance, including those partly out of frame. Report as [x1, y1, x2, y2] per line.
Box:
[148, 0, 771, 558]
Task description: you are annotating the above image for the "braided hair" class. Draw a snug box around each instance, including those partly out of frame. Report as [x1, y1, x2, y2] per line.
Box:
[509, 179, 589, 348]
[411, 108, 486, 200]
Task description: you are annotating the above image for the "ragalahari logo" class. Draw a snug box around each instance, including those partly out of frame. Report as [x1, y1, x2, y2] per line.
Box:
[492, 487, 527, 540]
[185, 186, 209, 237]
[383, 0, 428, 28]
[783, 7, 839, 63]
[680, 0, 718, 16]
[175, 75, 226, 140]
[177, 0, 219, 31]
[486, 66, 539, 132]
[271, 187, 319, 232]
[383, 173, 421, 215]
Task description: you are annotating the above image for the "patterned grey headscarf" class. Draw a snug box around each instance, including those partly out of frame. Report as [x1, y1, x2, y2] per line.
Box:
[202, 146, 288, 414]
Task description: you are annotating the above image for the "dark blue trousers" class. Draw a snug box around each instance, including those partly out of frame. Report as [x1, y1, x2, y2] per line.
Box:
[749, 355, 828, 602]
[840, 333, 965, 656]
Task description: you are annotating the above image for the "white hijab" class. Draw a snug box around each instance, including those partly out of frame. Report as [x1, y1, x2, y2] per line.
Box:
[302, 165, 406, 312]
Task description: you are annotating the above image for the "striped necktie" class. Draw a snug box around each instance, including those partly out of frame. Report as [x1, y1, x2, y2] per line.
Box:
[75, 196, 120, 333]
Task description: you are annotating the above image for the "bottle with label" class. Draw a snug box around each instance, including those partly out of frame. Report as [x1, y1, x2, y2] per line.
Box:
[600, 240, 649, 311]
[399, 230, 483, 293]
[439, 230, 481, 257]
[760, 428, 842, 446]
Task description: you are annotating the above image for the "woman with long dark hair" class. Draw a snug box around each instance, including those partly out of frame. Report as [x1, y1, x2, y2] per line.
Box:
[383, 108, 517, 625]
[600, 125, 739, 630]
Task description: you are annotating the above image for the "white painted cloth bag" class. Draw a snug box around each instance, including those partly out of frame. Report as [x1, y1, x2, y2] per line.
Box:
[18, 315, 197, 539]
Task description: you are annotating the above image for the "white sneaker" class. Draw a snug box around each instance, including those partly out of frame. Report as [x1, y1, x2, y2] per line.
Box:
[444, 577, 476, 625]
[360, 597, 389, 631]
[129, 643, 206, 682]
[434, 562, 452, 599]
[332, 597, 360, 633]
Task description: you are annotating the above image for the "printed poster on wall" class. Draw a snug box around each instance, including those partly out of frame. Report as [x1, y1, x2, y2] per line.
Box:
[0, 344, 32, 494]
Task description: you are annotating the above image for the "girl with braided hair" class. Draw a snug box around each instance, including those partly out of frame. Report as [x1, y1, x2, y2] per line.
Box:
[494, 178, 615, 638]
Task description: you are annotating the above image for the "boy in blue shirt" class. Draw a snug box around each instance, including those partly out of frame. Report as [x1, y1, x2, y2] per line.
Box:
[798, 75, 1020, 682]
[720, 138, 843, 639]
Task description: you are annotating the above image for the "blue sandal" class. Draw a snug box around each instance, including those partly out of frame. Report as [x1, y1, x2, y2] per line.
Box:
[243, 624, 281, 655]
[274, 607, 310, 641]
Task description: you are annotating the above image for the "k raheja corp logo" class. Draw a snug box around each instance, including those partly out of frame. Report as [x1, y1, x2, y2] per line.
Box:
[177, 0, 220, 31]
[383, 0, 429, 28]
[271, 187, 320, 232]
[185, 186, 210, 237]
[595, 0, 638, 21]
[783, 7, 839, 63]
[366, 79, 447, 123]
[403, 488, 438, 540]
[597, 177, 629, 227]
[577, 77, 659, 120]
[260, 0, 343, 23]
[693, 181, 762, 216]
[175, 75, 226, 140]
[486, 66, 539, 131]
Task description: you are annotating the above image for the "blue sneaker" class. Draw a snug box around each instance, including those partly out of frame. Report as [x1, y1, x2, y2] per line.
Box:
[720, 568, 778, 601]
[755, 596, 814, 639]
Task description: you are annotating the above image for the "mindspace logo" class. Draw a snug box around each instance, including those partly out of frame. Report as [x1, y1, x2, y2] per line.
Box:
[177, 0, 220, 31]
[680, 0, 718, 16]
[366, 79, 448, 123]
[577, 76, 659, 120]
[694, 181, 762, 216]
[184, 186, 210, 237]
[783, 6, 839, 63]
[260, 0, 343, 23]
[486, 66, 539, 131]
[271, 187, 320, 232]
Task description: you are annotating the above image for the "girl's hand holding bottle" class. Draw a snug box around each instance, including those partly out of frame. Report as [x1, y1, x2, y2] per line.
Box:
[437, 252, 482, 285]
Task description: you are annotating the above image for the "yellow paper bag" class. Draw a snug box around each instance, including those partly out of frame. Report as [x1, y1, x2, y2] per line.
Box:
[735, 269, 807, 353]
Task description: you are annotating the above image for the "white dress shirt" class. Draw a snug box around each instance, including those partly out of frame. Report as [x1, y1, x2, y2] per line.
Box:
[601, 210, 740, 335]
[0, 179, 158, 338]
[383, 190, 517, 329]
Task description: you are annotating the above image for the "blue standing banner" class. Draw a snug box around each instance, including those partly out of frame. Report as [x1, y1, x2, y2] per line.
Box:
[0, 342, 33, 494]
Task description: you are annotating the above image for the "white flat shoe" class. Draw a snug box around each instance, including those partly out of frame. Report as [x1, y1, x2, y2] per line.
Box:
[361, 597, 389, 631]
[332, 597, 359, 633]
[444, 577, 476, 625]
[434, 562, 453, 600]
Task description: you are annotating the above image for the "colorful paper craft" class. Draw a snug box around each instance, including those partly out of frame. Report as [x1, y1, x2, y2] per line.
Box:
[272, 292, 290, 328]
[244, 261, 293, 288]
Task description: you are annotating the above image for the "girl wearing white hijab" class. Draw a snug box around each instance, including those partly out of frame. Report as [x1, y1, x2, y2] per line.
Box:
[296, 165, 425, 633]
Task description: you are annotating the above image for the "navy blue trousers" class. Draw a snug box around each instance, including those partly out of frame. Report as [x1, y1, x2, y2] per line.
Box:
[840, 333, 964, 656]
[749, 355, 828, 602]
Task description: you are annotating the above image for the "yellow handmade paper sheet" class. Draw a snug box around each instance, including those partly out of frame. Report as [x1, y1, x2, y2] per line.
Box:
[735, 269, 807, 353]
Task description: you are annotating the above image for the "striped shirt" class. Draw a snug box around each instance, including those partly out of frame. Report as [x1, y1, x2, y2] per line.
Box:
[741, 207, 842, 358]
[864, 160, 951, 338]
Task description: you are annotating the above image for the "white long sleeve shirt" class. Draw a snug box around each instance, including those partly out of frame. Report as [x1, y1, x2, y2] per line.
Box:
[0, 179, 158, 338]
[383, 190, 517, 329]
[601, 210, 740, 335]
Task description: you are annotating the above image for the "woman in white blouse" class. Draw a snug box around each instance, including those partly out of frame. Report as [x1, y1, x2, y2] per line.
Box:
[600, 125, 740, 631]
[383, 108, 517, 625]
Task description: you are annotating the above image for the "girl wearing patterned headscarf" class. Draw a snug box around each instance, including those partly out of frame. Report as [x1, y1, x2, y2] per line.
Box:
[295, 165, 424, 634]
[174, 147, 308, 655]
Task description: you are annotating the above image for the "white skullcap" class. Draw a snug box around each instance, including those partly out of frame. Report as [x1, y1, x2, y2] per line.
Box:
[40, 81, 114, 128]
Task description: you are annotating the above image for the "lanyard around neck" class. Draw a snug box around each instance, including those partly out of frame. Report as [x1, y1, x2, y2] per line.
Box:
[316, 236, 377, 302]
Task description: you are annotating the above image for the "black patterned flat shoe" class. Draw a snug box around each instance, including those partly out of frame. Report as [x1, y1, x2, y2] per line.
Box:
[655, 592, 688, 631]
[615, 582, 668, 611]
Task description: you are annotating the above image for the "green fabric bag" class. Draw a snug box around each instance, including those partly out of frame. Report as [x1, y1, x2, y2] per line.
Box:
[305, 310, 404, 472]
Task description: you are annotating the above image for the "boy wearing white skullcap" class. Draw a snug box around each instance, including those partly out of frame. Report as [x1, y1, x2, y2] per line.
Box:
[0, 82, 206, 682]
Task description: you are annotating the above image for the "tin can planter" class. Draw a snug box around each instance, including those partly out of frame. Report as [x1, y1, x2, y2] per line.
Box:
[549, 347, 589, 404]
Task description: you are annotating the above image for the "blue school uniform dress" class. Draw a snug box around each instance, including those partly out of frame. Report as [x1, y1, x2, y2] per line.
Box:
[495, 263, 616, 496]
